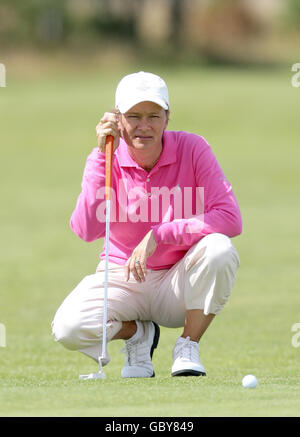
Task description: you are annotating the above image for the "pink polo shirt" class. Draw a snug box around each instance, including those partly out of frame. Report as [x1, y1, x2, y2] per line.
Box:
[70, 130, 242, 270]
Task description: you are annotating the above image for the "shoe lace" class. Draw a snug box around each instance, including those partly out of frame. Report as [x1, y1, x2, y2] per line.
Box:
[175, 336, 199, 362]
[120, 340, 150, 366]
[120, 342, 136, 365]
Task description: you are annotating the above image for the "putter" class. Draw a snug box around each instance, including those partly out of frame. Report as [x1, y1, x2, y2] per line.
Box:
[79, 135, 114, 380]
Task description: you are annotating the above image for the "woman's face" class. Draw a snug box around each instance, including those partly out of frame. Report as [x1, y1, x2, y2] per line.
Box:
[119, 101, 169, 152]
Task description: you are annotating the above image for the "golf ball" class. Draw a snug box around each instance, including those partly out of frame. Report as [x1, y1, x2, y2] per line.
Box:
[242, 374, 258, 388]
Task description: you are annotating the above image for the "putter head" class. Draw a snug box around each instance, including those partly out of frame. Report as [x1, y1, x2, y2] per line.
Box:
[79, 356, 106, 380]
[79, 371, 106, 380]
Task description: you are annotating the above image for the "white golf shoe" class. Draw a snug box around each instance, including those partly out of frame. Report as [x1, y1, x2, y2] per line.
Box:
[121, 321, 160, 378]
[171, 336, 206, 377]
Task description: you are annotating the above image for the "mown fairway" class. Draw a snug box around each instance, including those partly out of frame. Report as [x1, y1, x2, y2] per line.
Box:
[0, 61, 300, 416]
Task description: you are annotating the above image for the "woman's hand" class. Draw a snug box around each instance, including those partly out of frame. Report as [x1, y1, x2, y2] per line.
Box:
[124, 230, 157, 282]
[96, 111, 121, 153]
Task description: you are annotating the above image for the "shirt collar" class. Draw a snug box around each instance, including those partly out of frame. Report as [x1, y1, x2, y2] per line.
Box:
[116, 130, 177, 169]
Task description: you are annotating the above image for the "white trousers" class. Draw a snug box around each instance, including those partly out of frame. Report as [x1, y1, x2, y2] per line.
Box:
[52, 233, 240, 361]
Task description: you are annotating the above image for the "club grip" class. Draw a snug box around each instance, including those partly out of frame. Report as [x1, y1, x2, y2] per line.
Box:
[105, 135, 114, 200]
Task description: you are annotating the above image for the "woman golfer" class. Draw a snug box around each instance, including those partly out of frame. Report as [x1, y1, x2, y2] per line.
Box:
[52, 71, 242, 377]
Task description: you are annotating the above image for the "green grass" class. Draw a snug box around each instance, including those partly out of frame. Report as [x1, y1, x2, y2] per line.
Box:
[1, 61, 300, 417]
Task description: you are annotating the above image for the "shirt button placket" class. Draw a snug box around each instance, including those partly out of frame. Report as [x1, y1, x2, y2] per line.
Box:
[146, 176, 151, 197]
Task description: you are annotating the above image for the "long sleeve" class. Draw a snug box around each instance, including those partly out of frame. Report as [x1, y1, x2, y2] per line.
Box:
[70, 148, 107, 242]
[151, 137, 242, 246]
